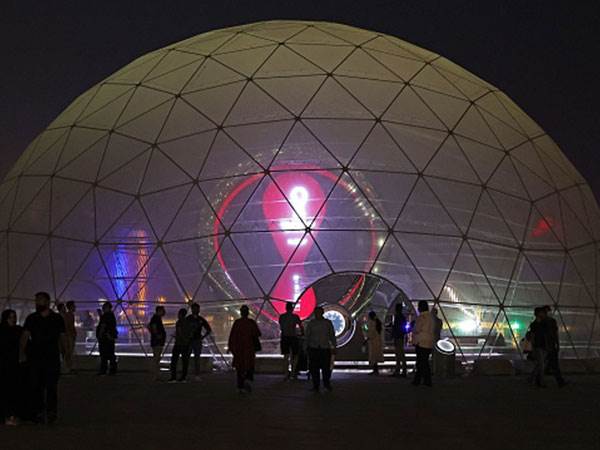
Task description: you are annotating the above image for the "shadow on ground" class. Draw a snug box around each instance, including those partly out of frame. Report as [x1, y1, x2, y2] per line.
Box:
[2, 372, 599, 450]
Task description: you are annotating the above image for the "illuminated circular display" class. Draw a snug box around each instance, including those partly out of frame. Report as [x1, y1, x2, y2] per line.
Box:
[436, 339, 456, 355]
[323, 309, 347, 337]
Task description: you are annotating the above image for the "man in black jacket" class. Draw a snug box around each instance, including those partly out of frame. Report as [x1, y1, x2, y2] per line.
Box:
[149, 306, 167, 381]
[96, 302, 118, 375]
[19, 292, 66, 424]
[543, 305, 567, 387]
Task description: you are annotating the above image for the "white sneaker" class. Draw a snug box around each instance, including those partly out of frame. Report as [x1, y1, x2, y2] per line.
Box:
[5, 416, 18, 426]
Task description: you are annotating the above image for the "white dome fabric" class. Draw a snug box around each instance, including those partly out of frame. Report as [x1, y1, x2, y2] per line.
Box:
[1, 20, 599, 361]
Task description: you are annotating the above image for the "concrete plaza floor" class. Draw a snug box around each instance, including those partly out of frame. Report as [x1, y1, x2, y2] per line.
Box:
[2, 371, 599, 450]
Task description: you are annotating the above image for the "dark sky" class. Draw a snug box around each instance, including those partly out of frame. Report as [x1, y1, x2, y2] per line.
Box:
[2, 1, 599, 196]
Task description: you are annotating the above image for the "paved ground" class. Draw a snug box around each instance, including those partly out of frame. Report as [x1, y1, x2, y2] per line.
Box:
[2, 371, 599, 450]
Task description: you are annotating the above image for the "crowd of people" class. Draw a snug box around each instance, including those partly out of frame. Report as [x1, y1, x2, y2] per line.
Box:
[0, 291, 567, 425]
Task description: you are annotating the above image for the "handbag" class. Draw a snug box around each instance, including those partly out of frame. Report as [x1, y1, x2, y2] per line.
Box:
[253, 335, 262, 352]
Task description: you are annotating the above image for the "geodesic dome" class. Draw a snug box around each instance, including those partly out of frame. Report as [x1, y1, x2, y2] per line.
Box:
[1, 20, 599, 361]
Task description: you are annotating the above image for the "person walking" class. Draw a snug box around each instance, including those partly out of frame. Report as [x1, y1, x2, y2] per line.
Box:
[390, 302, 407, 377]
[185, 303, 212, 381]
[228, 305, 261, 393]
[364, 311, 384, 375]
[278, 302, 303, 380]
[96, 302, 118, 376]
[412, 300, 434, 387]
[19, 292, 66, 424]
[530, 306, 566, 388]
[304, 306, 337, 392]
[148, 306, 167, 381]
[543, 305, 567, 387]
[61, 301, 77, 374]
[169, 308, 191, 383]
[0, 309, 23, 425]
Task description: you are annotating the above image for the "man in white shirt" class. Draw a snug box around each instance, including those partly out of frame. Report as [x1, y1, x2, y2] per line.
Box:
[412, 300, 434, 387]
[304, 306, 337, 392]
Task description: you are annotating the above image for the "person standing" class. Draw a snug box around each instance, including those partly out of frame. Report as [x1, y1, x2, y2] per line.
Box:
[148, 306, 167, 381]
[228, 305, 261, 393]
[543, 305, 567, 387]
[169, 308, 191, 383]
[529, 307, 548, 387]
[61, 301, 77, 374]
[365, 311, 384, 375]
[0, 309, 23, 426]
[96, 302, 118, 376]
[278, 302, 303, 380]
[412, 300, 434, 387]
[304, 306, 337, 392]
[390, 303, 407, 377]
[20, 292, 66, 424]
[185, 303, 212, 381]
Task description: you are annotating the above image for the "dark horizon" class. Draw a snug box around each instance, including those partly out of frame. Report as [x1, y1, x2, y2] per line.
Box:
[2, 1, 599, 197]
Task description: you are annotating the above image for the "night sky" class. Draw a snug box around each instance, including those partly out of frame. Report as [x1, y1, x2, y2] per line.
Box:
[2, 1, 599, 196]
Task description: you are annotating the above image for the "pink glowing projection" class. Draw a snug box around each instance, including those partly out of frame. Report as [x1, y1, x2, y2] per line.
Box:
[262, 172, 326, 319]
[531, 216, 557, 238]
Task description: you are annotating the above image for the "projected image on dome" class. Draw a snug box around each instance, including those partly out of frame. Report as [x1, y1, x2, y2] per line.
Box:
[1, 20, 599, 362]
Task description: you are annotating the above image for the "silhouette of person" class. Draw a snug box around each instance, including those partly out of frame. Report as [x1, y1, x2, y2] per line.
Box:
[20, 292, 66, 424]
[390, 302, 407, 377]
[304, 306, 337, 392]
[364, 311, 384, 375]
[412, 300, 434, 387]
[185, 303, 212, 381]
[148, 306, 167, 381]
[169, 308, 191, 383]
[543, 305, 567, 387]
[228, 305, 261, 393]
[96, 302, 118, 375]
[278, 302, 303, 380]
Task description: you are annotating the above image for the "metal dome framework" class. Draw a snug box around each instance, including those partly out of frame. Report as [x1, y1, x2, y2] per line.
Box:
[1, 20, 599, 361]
